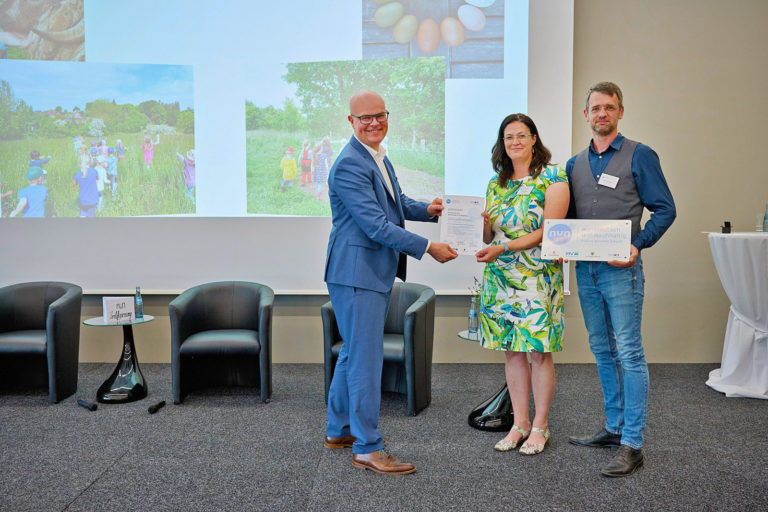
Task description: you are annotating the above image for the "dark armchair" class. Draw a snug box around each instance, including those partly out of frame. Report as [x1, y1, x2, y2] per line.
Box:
[322, 282, 436, 416]
[0, 282, 83, 403]
[169, 281, 274, 404]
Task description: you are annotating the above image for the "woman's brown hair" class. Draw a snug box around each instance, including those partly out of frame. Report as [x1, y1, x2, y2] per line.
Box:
[491, 113, 552, 188]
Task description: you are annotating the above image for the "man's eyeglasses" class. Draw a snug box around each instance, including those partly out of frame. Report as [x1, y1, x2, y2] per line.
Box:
[350, 111, 389, 125]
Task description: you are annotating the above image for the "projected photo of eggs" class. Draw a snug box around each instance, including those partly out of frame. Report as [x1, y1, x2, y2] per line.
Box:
[363, 0, 504, 78]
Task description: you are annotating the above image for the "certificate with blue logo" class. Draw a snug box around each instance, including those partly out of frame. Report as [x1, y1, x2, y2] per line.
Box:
[541, 219, 632, 262]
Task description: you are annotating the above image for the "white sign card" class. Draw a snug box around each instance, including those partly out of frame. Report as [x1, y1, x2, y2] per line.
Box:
[102, 297, 135, 325]
[439, 195, 485, 255]
[540, 219, 631, 262]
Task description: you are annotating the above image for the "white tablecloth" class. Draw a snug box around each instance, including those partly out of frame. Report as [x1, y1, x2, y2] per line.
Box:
[706, 232, 768, 399]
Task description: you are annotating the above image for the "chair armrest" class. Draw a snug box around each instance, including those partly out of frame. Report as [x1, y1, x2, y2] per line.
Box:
[168, 288, 204, 352]
[0, 285, 14, 334]
[403, 287, 435, 335]
[321, 300, 341, 403]
[321, 301, 341, 352]
[258, 285, 274, 364]
[403, 287, 435, 366]
[46, 285, 83, 359]
[46, 284, 83, 402]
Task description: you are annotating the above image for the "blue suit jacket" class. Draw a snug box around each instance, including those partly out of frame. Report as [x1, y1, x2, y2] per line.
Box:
[324, 136, 436, 293]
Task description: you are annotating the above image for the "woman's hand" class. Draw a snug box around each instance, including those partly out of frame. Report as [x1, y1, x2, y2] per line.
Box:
[482, 211, 493, 244]
[476, 243, 506, 263]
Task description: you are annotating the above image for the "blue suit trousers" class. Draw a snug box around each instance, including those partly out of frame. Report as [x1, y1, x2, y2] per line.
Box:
[326, 283, 390, 454]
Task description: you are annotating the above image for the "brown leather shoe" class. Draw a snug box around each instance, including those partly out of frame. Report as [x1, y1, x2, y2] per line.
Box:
[352, 449, 416, 475]
[324, 434, 356, 449]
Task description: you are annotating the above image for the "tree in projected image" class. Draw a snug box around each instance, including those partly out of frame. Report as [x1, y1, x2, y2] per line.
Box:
[245, 57, 445, 216]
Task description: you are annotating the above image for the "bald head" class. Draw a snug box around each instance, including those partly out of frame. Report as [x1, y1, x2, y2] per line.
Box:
[349, 90, 384, 115]
[348, 90, 388, 150]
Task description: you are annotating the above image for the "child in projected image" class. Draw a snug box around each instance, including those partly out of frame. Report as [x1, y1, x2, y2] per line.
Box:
[74, 156, 99, 218]
[299, 140, 312, 186]
[115, 139, 127, 162]
[280, 147, 298, 192]
[106, 147, 118, 198]
[77, 143, 90, 170]
[175, 149, 195, 200]
[99, 138, 109, 159]
[73, 136, 84, 154]
[0, 182, 13, 216]
[92, 148, 109, 210]
[142, 133, 160, 170]
[9, 167, 47, 218]
[313, 137, 333, 200]
[28, 150, 50, 184]
[29, 150, 50, 168]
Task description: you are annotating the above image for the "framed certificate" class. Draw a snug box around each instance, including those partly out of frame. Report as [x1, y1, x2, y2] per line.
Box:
[540, 219, 631, 262]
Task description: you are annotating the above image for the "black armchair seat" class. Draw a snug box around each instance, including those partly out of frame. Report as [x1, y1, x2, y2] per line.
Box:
[322, 281, 436, 416]
[0, 330, 47, 354]
[329, 334, 406, 363]
[180, 330, 261, 356]
[170, 281, 274, 404]
[0, 281, 82, 403]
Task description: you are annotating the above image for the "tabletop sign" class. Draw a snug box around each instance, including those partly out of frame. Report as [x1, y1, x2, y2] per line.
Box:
[541, 219, 631, 262]
[102, 297, 135, 325]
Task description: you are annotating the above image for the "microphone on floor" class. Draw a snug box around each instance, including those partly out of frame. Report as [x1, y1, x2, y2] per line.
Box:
[148, 400, 166, 414]
[77, 399, 98, 411]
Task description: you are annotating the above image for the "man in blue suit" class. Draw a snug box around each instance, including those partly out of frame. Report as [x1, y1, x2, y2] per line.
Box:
[323, 90, 457, 475]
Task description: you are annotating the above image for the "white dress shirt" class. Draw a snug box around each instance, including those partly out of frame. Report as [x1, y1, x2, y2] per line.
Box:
[355, 135, 394, 199]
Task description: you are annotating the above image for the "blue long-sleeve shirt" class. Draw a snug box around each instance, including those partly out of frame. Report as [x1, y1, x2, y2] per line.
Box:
[565, 133, 676, 251]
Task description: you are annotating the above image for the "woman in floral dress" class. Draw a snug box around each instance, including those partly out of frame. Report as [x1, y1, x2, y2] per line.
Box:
[475, 114, 569, 455]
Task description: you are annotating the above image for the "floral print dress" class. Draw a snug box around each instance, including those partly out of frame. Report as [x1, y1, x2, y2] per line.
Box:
[480, 166, 567, 352]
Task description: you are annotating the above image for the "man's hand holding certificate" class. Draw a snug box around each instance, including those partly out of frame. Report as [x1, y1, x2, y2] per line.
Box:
[439, 195, 485, 255]
[540, 219, 632, 262]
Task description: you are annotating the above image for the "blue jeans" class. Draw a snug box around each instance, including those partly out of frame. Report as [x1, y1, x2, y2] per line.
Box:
[575, 259, 647, 449]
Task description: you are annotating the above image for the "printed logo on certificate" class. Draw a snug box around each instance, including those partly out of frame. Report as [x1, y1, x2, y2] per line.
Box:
[540, 219, 631, 261]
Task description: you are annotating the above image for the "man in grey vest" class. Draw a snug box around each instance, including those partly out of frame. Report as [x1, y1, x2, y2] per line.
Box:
[565, 82, 676, 477]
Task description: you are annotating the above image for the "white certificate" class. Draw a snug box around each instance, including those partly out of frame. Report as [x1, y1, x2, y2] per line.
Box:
[439, 195, 485, 255]
[540, 219, 632, 262]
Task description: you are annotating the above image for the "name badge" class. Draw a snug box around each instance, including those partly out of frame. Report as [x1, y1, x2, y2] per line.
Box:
[518, 184, 533, 195]
[598, 173, 619, 189]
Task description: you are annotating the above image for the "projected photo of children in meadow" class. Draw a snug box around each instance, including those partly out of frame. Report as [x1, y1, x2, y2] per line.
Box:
[0, 60, 195, 217]
[245, 57, 445, 217]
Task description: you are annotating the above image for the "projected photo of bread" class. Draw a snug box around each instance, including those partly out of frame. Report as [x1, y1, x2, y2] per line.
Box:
[0, 0, 84, 61]
[245, 57, 445, 217]
[362, 0, 504, 78]
[0, 60, 195, 218]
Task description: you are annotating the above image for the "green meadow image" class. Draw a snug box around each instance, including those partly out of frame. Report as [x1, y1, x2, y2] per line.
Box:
[0, 60, 195, 217]
[245, 57, 446, 216]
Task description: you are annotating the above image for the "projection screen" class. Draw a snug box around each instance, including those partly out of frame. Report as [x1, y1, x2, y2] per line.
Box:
[0, 0, 573, 293]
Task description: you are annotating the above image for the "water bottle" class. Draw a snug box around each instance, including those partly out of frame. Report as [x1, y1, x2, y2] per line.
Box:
[763, 203, 768, 232]
[468, 296, 479, 336]
[134, 286, 144, 319]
